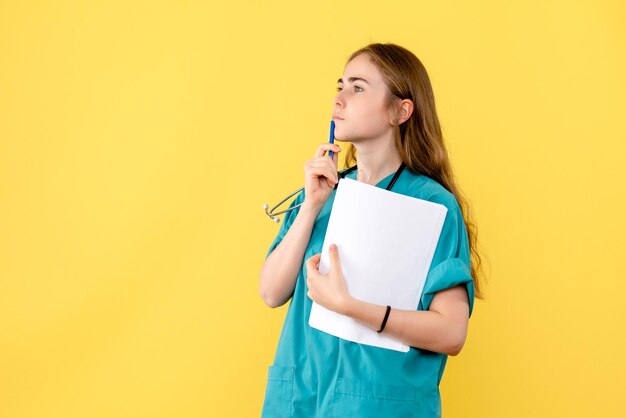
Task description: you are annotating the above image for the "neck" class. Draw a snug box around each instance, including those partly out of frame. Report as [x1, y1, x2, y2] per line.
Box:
[354, 136, 403, 186]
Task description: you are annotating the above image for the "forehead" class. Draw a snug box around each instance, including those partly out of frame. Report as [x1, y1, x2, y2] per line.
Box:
[341, 53, 383, 84]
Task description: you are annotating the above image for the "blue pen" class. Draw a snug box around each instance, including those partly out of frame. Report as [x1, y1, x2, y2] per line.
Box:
[328, 120, 335, 159]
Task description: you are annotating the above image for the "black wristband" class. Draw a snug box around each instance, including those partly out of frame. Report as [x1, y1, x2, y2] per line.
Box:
[377, 305, 391, 333]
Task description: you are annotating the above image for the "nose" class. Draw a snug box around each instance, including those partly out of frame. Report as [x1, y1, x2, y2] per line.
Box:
[334, 89, 345, 109]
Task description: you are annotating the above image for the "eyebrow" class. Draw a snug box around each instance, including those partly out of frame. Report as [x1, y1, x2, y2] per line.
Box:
[337, 77, 370, 84]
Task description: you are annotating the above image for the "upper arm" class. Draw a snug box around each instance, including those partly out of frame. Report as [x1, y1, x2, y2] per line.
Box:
[429, 284, 470, 323]
[429, 284, 470, 355]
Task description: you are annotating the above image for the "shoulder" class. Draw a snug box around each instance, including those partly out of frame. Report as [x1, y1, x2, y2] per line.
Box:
[400, 169, 461, 214]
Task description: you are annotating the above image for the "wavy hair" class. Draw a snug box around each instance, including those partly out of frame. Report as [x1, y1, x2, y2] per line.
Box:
[342, 43, 485, 298]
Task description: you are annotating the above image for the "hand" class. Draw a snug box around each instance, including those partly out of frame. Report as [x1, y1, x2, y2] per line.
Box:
[302, 143, 341, 211]
[305, 244, 353, 315]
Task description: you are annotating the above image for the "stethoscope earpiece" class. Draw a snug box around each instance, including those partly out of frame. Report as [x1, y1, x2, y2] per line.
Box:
[263, 166, 355, 223]
[263, 163, 405, 224]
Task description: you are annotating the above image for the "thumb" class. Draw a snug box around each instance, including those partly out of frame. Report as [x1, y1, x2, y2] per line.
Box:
[329, 244, 342, 269]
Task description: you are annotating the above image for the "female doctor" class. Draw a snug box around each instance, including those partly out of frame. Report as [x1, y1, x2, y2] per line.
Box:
[259, 43, 483, 418]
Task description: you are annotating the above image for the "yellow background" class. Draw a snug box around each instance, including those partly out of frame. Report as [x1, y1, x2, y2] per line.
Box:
[1, 1, 624, 417]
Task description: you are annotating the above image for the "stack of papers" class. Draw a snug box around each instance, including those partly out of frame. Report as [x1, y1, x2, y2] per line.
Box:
[308, 178, 447, 352]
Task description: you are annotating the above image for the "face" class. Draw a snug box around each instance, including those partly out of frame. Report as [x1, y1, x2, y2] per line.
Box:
[332, 53, 394, 143]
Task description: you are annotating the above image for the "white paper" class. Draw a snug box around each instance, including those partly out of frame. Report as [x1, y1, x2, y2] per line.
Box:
[308, 178, 448, 352]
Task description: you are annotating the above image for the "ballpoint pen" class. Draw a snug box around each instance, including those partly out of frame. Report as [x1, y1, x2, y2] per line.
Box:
[328, 120, 335, 159]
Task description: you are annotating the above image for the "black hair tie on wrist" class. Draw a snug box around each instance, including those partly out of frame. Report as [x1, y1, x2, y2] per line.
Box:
[377, 305, 392, 333]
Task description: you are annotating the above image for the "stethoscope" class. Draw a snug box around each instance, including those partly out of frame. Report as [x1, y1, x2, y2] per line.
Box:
[263, 162, 407, 223]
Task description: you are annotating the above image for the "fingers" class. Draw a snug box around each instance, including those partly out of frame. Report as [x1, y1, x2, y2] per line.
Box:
[308, 158, 338, 177]
[306, 253, 321, 272]
[313, 143, 341, 159]
[305, 144, 342, 189]
[306, 254, 321, 298]
[302, 143, 342, 207]
[305, 159, 339, 186]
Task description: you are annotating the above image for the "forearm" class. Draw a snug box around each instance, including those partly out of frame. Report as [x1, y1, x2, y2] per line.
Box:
[343, 296, 468, 356]
[260, 202, 321, 308]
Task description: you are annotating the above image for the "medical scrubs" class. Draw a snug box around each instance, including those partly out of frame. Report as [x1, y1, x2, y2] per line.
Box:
[261, 166, 475, 418]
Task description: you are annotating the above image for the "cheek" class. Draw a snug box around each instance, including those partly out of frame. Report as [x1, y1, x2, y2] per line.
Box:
[361, 96, 389, 118]
[360, 103, 390, 129]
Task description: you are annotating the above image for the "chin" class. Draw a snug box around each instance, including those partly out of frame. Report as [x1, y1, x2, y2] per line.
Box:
[333, 131, 346, 142]
[334, 131, 357, 143]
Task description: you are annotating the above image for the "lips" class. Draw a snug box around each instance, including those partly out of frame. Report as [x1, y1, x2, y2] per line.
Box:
[332, 115, 344, 120]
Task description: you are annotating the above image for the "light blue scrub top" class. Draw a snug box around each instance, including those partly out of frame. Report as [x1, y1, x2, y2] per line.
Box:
[261, 167, 475, 418]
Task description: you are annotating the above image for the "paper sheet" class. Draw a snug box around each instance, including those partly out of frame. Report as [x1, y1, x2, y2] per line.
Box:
[308, 178, 448, 352]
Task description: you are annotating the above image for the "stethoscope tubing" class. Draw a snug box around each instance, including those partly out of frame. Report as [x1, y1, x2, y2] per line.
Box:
[264, 163, 405, 223]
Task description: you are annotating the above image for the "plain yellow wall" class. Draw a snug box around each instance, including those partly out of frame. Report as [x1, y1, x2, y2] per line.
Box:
[1, 1, 625, 417]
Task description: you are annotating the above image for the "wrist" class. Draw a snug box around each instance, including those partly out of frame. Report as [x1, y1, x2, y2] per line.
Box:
[301, 200, 323, 216]
[341, 295, 358, 317]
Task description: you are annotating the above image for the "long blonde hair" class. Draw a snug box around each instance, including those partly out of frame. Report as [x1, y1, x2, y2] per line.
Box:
[342, 43, 485, 298]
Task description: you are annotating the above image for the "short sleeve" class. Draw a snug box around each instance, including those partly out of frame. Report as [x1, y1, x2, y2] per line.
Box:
[420, 195, 475, 318]
[265, 190, 305, 259]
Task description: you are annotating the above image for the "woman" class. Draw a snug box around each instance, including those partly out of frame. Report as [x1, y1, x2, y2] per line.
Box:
[259, 43, 483, 418]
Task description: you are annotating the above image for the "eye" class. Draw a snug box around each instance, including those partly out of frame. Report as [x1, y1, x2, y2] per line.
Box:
[336, 86, 343, 92]
[354, 85, 364, 92]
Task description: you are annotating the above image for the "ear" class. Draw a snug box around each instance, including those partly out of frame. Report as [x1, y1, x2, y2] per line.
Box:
[397, 99, 414, 125]
[389, 99, 414, 126]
